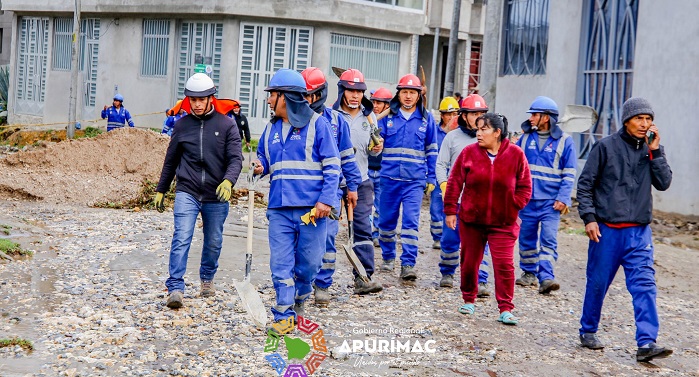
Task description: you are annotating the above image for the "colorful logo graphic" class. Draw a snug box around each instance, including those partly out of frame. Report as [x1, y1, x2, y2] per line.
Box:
[264, 316, 328, 376]
[290, 128, 302, 141]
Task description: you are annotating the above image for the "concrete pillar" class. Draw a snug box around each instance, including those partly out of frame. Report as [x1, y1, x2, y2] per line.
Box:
[480, 0, 503, 109]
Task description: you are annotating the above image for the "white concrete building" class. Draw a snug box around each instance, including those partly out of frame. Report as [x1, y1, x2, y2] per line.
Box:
[2, 0, 485, 134]
[480, 0, 698, 215]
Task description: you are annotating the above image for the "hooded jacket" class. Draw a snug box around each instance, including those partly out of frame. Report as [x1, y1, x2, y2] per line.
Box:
[577, 127, 672, 225]
[156, 108, 243, 201]
[444, 139, 532, 226]
[516, 120, 577, 205]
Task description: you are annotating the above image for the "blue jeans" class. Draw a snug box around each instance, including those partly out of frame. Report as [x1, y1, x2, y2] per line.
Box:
[165, 191, 230, 293]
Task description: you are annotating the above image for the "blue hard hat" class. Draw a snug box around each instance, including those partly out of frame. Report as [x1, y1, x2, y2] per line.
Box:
[264, 69, 307, 94]
[527, 96, 558, 115]
[113, 94, 124, 102]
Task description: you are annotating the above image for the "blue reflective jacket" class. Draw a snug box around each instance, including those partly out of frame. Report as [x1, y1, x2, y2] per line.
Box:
[322, 107, 362, 194]
[101, 106, 134, 130]
[436, 123, 447, 150]
[161, 113, 185, 137]
[257, 113, 341, 208]
[516, 123, 577, 205]
[378, 108, 438, 184]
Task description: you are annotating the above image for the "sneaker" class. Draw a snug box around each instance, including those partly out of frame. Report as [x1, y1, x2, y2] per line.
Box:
[439, 274, 454, 288]
[200, 280, 215, 297]
[636, 342, 673, 362]
[579, 333, 604, 350]
[166, 291, 184, 309]
[354, 276, 383, 295]
[538, 279, 560, 294]
[381, 259, 395, 272]
[477, 282, 491, 297]
[400, 265, 417, 281]
[515, 272, 538, 287]
[373, 238, 380, 248]
[293, 301, 305, 317]
[432, 240, 441, 250]
[313, 285, 330, 307]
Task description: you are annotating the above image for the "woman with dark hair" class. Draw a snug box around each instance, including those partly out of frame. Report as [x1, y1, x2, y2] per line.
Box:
[443, 113, 532, 325]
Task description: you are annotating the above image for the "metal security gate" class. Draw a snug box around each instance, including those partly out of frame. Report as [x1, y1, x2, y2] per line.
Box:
[237, 23, 313, 133]
[578, 0, 639, 158]
[176, 22, 223, 98]
[81, 19, 100, 119]
[15, 17, 49, 115]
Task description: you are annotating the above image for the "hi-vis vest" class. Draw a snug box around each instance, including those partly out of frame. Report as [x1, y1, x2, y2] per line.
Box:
[259, 112, 341, 208]
[517, 131, 577, 205]
[379, 109, 438, 183]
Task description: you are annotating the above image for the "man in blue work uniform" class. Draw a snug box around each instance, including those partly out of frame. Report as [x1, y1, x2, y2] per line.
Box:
[368, 88, 392, 247]
[252, 69, 341, 324]
[161, 100, 186, 137]
[377, 73, 438, 281]
[102, 94, 135, 131]
[577, 97, 673, 362]
[515, 96, 577, 294]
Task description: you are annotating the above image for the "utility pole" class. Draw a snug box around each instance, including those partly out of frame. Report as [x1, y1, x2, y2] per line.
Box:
[443, 0, 462, 99]
[67, 0, 81, 139]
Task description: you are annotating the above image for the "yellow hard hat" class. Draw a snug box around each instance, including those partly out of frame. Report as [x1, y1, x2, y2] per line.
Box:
[439, 97, 460, 113]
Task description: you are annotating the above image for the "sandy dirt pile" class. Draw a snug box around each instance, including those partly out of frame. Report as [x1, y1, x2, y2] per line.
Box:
[0, 128, 169, 205]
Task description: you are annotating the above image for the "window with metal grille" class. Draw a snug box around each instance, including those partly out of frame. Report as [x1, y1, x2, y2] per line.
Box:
[141, 19, 170, 77]
[52, 18, 72, 71]
[176, 22, 223, 98]
[16, 17, 49, 115]
[502, 0, 549, 75]
[330, 33, 399, 83]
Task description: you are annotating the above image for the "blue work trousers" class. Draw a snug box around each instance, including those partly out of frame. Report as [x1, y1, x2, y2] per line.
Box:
[580, 224, 659, 347]
[429, 184, 444, 241]
[518, 199, 560, 282]
[378, 178, 423, 266]
[368, 169, 381, 241]
[165, 192, 229, 293]
[267, 208, 327, 322]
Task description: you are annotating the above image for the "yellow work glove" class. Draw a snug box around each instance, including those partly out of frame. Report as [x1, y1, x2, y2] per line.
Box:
[368, 136, 383, 151]
[440, 182, 447, 201]
[154, 192, 165, 213]
[300, 208, 318, 226]
[216, 179, 233, 202]
[424, 183, 435, 195]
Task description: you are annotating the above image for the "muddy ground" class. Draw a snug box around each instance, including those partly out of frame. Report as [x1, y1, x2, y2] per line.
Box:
[0, 130, 698, 376]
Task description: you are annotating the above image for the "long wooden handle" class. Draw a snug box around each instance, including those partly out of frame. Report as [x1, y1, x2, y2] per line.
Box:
[347, 202, 354, 222]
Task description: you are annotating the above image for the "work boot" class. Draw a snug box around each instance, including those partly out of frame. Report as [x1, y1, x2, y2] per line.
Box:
[373, 238, 380, 248]
[200, 280, 215, 297]
[439, 274, 454, 288]
[313, 285, 330, 307]
[293, 301, 305, 317]
[381, 259, 395, 272]
[354, 276, 383, 295]
[515, 272, 538, 287]
[636, 343, 673, 362]
[538, 279, 560, 294]
[166, 291, 184, 309]
[432, 240, 441, 250]
[579, 333, 604, 350]
[400, 265, 417, 281]
[477, 282, 491, 298]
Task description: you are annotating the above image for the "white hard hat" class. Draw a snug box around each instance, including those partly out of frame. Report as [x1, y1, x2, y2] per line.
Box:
[185, 73, 216, 97]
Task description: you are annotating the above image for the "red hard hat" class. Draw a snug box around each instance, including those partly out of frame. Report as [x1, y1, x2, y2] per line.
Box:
[396, 74, 422, 91]
[301, 67, 326, 93]
[460, 94, 489, 112]
[338, 68, 367, 91]
[370, 87, 393, 102]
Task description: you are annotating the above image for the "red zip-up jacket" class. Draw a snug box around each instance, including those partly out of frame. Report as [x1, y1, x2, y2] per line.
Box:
[444, 139, 532, 226]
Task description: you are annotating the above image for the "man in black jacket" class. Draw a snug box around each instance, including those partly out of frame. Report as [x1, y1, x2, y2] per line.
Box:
[154, 73, 243, 309]
[577, 97, 673, 362]
[229, 104, 251, 150]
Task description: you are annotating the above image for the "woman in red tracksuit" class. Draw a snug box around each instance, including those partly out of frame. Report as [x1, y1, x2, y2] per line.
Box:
[444, 113, 532, 325]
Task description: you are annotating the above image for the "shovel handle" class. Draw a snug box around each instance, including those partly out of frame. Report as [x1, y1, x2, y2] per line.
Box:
[346, 201, 354, 222]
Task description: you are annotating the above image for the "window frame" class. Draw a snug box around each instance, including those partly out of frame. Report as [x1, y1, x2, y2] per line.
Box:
[501, 0, 550, 76]
[140, 19, 171, 78]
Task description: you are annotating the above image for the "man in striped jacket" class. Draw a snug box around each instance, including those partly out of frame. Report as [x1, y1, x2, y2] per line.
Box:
[253, 69, 341, 324]
[515, 96, 577, 294]
[377, 74, 438, 281]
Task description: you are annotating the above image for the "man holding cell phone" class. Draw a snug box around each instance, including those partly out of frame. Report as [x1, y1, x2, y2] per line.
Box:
[577, 97, 673, 362]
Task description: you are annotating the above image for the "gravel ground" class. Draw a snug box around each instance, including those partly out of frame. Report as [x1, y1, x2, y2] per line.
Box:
[1, 196, 698, 377]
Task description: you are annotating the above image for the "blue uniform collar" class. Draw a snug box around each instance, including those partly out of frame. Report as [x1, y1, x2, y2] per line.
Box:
[520, 119, 564, 139]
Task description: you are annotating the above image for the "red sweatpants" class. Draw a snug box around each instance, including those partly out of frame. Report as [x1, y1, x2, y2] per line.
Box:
[459, 220, 520, 313]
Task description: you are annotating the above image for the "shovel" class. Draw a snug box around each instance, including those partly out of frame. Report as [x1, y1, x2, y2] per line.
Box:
[558, 105, 598, 133]
[234, 160, 268, 328]
[342, 201, 370, 283]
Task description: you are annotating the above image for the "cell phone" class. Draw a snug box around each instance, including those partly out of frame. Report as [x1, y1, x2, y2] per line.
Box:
[646, 130, 655, 144]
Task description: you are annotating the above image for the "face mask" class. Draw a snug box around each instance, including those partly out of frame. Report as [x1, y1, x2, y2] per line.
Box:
[402, 104, 414, 109]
